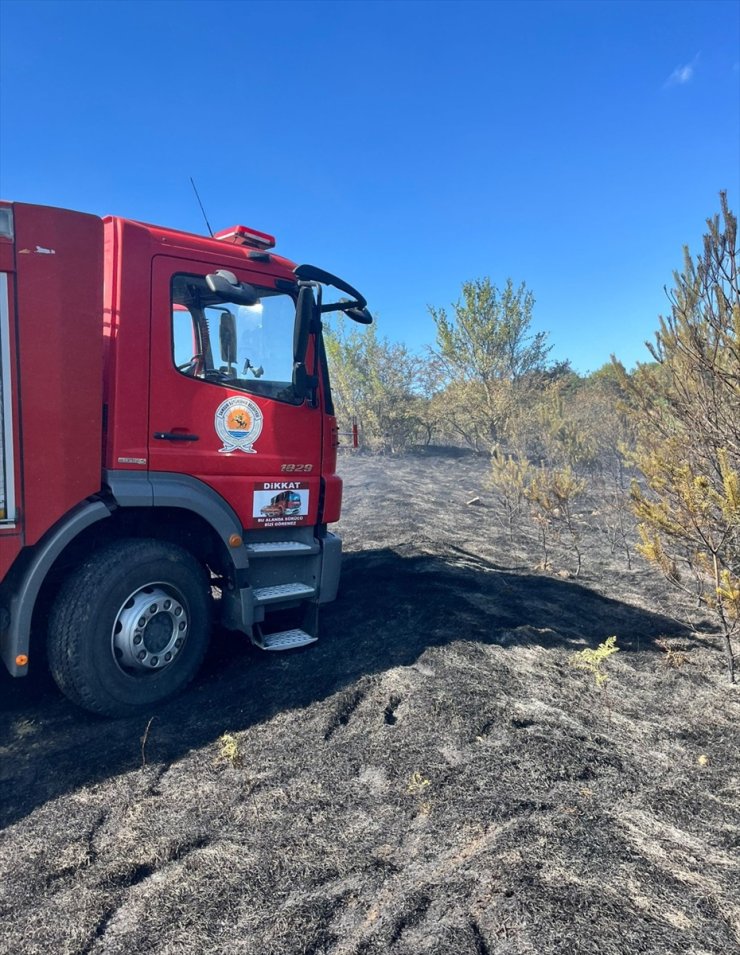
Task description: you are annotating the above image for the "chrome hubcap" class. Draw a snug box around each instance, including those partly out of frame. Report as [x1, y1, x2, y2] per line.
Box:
[111, 583, 188, 674]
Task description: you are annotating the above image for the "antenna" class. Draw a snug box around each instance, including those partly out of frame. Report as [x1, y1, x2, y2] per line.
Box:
[190, 177, 214, 237]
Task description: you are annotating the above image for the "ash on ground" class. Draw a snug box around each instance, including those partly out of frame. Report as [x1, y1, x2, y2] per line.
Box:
[1, 451, 738, 955]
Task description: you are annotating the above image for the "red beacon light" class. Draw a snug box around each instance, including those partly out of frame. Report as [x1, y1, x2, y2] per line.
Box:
[213, 224, 276, 251]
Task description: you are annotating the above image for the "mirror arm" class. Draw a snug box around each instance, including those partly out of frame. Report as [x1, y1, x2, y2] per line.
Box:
[294, 264, 367, 308]
[320, 301, 360, 313]
[295, 267, 372, 325]
[319, 301, 373, 324]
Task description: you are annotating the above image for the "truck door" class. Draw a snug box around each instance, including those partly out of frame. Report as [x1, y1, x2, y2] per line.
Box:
[148, 257, 322, 531]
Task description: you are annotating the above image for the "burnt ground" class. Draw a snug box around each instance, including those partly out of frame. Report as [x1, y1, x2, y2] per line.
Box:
[0, 449, 738, 955]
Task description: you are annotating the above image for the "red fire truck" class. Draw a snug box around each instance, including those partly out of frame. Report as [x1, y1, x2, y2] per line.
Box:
[0, 202, 371, 716]
[260, 490, 303, 518]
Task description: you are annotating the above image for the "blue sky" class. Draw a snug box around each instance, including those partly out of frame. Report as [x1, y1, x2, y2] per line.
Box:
[1, 0, 738, 373]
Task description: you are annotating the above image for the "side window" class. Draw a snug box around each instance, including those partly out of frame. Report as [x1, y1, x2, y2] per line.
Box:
[173, 304, 198, 370]
[171, 273, 300, 403]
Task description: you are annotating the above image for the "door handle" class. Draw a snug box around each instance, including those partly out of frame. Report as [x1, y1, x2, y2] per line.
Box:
[153, 432, 200, 442]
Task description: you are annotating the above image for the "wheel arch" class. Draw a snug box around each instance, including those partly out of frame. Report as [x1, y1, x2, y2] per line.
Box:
[1, 499, 111, 676]
[104, 471, 247, 573]
[2, 472, 247, 677]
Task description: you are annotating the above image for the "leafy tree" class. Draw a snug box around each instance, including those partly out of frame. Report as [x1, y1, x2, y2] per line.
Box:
[411, 354, 448, 446]
[323, 318, 428, 452]
[623, 193, 740, 681]
[579, 362, 636, 479]
[531, 379, 597, 470]
[428, 278, 551, 450]
[431, 378, 516, 453]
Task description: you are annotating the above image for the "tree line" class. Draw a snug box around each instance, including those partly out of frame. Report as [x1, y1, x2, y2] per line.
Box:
[324, 194, 739, 681]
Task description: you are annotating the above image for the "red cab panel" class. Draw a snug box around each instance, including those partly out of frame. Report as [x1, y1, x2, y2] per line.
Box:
[12, 204, 103, 547]
[146, 255, 323, 530]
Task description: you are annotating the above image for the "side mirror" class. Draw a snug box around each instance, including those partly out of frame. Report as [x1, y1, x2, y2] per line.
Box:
[294, 286, 313, 364]
[345, 306, 373, 325]
[219, 311, 237, 364]
[206, 270, 259, 306]
[293, 285, 318, 400]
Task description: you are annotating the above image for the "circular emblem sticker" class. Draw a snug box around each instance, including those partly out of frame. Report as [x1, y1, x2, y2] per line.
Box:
[215, 396, 263, 454]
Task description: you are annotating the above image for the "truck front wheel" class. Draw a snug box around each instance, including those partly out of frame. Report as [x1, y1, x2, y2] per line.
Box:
[47, 539, 212, 717]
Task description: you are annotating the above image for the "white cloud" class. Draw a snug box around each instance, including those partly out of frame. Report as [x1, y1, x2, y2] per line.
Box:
[664, 55, 700, 88]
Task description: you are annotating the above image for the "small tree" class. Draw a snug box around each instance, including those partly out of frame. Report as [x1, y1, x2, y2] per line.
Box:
[575, 363, 638, 568]
[429, 278, 550, 451]
[487, 449, 533, 539]
[525, 464, 587, 576]
[570, 636, 620, 720]
[624, 193, 740, 681]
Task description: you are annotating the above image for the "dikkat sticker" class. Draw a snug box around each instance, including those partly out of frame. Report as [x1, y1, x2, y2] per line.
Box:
[252, 481, 310, 527]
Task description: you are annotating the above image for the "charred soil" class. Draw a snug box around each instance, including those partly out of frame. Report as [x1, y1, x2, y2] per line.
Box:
[1, 450, 738, 954]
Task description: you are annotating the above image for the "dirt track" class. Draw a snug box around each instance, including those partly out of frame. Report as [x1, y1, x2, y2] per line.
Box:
[1, 450, 738, 954]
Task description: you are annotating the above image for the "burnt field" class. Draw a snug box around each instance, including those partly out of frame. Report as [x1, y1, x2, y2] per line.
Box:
[1, 450, 739, 955]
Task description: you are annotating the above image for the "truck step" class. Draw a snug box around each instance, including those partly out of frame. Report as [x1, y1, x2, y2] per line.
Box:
[253, 628, 318, 652]
[253, 582, 316, 604]
[245, 541, 317, 557]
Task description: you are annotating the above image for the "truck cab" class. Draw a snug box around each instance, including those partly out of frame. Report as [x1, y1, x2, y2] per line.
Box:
[0, 202, 371, 716]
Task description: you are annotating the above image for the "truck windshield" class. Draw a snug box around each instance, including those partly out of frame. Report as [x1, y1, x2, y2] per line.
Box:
[171, 274, 299, 403]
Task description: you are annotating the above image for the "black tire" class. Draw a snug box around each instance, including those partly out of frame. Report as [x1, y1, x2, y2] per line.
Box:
[47, 538, 212, 717]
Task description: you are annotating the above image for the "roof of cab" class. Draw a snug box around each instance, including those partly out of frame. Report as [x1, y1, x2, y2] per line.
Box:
[103, 214, 299, 279]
